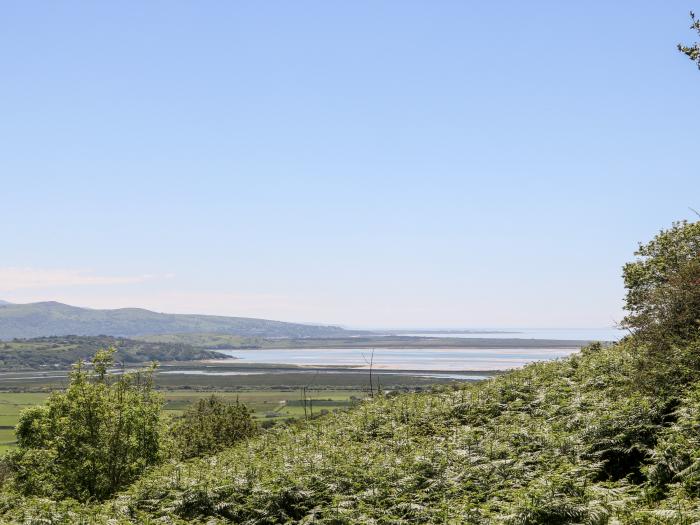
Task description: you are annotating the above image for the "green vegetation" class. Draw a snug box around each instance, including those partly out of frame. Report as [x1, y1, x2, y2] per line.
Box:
[0, 390, 361, 455]
[0, 365, 470, 393]
[0, 219, 697, 522]
[4, 350, 163, 501]
[622, 220, 700, 345]
[173, 396, 257, 459]
[0, 301, 354, 340]
[138, 332, 264, 348]
[0, 339, 698, 523]
[0, 395, 47, 455]
[679, 11, 700, 68]
[0, 335, 224, 370]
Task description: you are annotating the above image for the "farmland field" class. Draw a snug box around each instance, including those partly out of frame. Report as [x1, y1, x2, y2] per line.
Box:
[0, 389, 360, 453]
[0, 393, 49, 453]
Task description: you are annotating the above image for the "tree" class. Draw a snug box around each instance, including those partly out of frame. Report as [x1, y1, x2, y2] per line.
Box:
[621, 220, 700, 345]
[679, 11, 700, 68]
[173, 395, 257, 459]
[9, 349, 164, 501]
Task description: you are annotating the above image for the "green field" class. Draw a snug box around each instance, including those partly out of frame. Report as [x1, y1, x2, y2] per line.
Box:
[0, 361, 471, 455]
[0, 393, 48, 453]
[0, 389, 359, 454]
[162, 389, 359, 422]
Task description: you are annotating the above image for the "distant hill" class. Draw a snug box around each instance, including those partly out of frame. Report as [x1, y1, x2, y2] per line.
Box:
[0, 301, 352, 340]
[0, 335, 225, 370]
[0, 300, 12, 306]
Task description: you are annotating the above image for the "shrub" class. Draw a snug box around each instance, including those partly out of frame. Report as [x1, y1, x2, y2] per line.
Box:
[7, 348, 164, 501]
[172, 395, 257, 459]
[622, 220, 700, 346]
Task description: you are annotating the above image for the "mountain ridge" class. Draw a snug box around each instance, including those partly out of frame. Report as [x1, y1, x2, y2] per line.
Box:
[0, 301, 354, 340]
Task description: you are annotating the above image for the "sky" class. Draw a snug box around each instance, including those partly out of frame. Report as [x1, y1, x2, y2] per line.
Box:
[1, 1, 698, 329]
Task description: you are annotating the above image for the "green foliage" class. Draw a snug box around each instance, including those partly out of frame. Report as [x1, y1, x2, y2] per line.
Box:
[14, 407, 51, 449]
[679, 12, 700, 69]
[1, 339, 700, 523]
[6, 349, 164, 501]
[0, 335, 224, 370]
[4, 220, 700, 521]
[0, 341, 643, 523]
[173, 395, 257, 459]
[621, 220, 700, 345]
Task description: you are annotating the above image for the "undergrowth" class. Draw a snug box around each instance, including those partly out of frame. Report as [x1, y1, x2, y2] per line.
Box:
[3, 337, 700, 523]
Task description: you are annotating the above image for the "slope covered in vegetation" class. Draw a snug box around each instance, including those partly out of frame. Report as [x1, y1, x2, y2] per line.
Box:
[0, 302, 353, 340]
[2, 338, 700, 523]
[1, 219, 699, 524]
[0, 335, 225, 370]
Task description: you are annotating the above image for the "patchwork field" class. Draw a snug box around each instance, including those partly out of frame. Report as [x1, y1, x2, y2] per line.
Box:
[0, 389, 360, 453]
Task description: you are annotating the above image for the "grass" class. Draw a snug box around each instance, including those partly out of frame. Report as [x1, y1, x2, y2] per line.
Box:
[5, 338, 700, 523]
[0, 393, 50, 451]
[0, 429, 15, 454]
[163, 389, 359, 422]
[0, 365, 472, 392]
[0, 389, 361, 452]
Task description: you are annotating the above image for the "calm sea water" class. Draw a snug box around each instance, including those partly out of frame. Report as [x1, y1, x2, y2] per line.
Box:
[215, 328, 622, 372]
[402, 327, 624, 341]
[216, 346, 581, 372]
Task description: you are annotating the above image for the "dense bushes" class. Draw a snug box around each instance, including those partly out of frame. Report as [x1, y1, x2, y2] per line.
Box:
[2, 337, 700, 522]
[622, 220, 700, 347]
[173, 395, 257, 459]
[4, 349, 164, 501]
[0, 335, 224, 370]
[1, 350, 259, 504]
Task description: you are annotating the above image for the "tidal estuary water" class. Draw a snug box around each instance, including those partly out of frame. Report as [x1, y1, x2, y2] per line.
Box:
[213, 327, 623, 373]
[217, 346, 579, 372]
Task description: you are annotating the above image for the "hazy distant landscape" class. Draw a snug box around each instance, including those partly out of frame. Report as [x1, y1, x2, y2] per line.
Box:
[0, 300, 356, 339]
[2, 2, 699, 523]
[0, 300, 605, 467]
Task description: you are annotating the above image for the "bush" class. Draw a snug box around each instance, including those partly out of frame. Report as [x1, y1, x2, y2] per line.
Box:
[7, 349, 164, 501]
[172, 395, 257, 459]
[622, 220, 700, 346]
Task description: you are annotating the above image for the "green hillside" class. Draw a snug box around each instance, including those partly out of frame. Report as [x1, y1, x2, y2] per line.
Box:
[2, 337, 700, 523]
[0, 221, 697, 522]
[0, 335, 224, 370]
[0, 302, 352, 340]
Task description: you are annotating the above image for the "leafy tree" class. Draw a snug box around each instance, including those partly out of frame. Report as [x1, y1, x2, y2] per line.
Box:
[621, 220, 700, 345]
[679, 11, 700, 68]
[173, 395, 257, 459]
[8, 349, 164, 501]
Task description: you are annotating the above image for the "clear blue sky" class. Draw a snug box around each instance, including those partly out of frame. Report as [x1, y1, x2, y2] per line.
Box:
[1, 1, 698, 328]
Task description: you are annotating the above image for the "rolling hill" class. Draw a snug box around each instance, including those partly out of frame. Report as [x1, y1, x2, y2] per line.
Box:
[0, 335, 225, 369]
[0, 301, 352, 340]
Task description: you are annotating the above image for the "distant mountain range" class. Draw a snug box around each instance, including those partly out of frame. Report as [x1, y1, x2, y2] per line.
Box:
[0, 301, 353, 340]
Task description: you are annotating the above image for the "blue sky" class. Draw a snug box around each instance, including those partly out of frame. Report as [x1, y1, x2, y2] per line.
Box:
[1, 1, 698, 328]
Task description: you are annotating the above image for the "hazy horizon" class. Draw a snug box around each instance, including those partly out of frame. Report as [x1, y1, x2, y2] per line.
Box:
[2, 2, 698, 328]
[0, 297, 622, 332]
